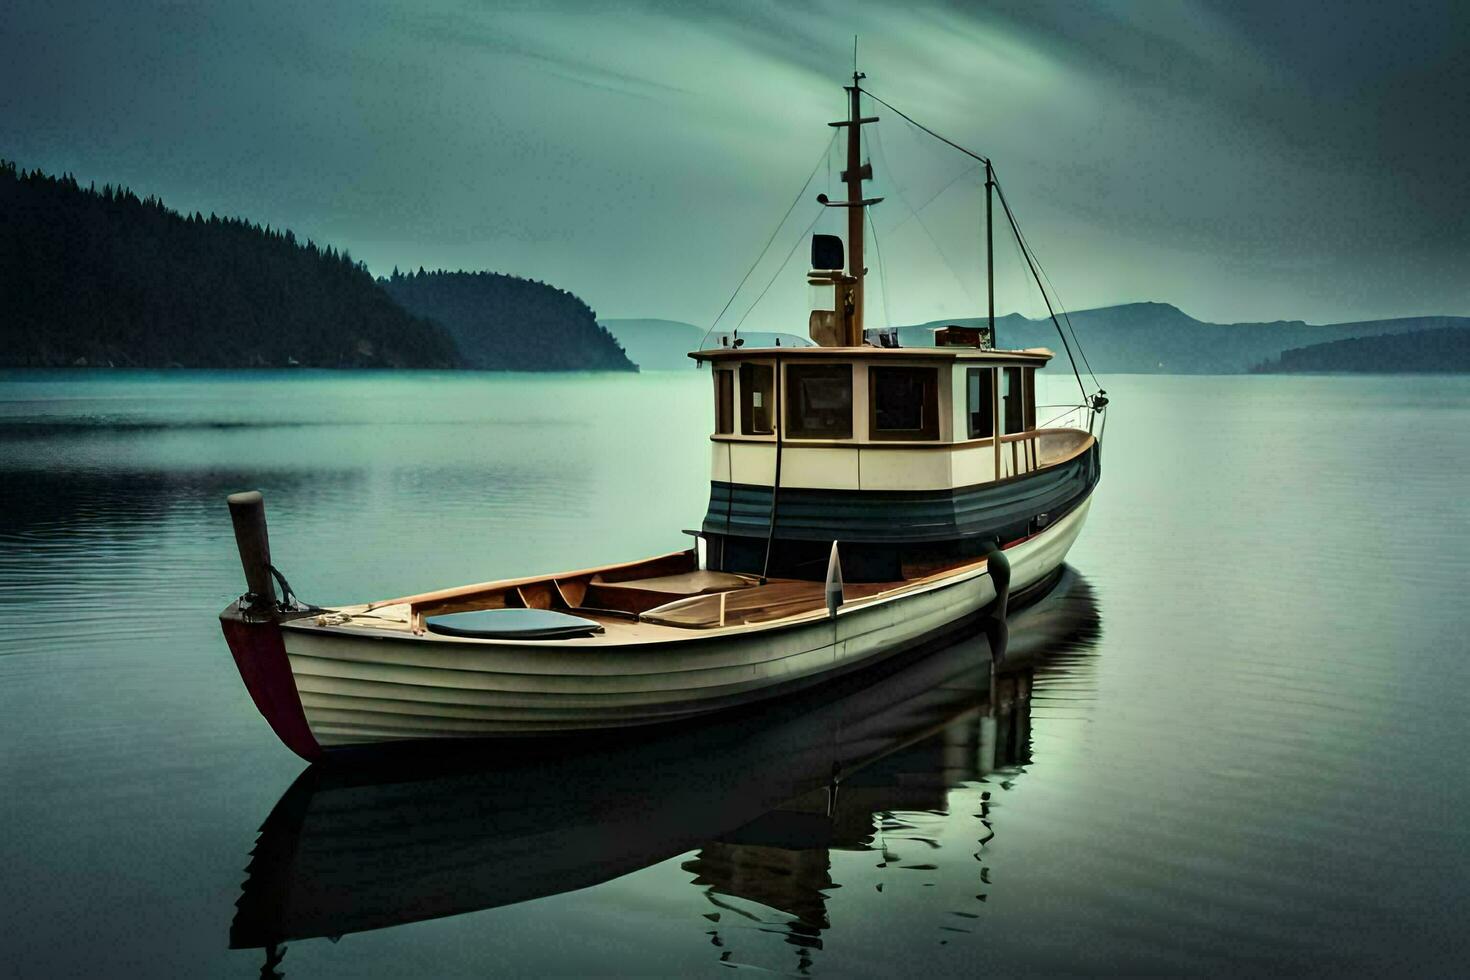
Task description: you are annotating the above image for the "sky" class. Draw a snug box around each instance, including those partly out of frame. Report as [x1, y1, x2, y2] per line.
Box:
[3, 0, 1467, 328]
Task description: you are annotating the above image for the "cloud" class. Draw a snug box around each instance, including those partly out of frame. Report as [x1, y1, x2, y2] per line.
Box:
[1, 0, 1465, 324]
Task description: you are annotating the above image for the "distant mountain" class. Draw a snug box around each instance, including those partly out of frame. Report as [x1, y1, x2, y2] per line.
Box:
[606, 304, 1470, 374]
[893, 303, 1470, 374]
[384, 270, 634, 372]
[1253, 326, 1470, 373]
[599, 318, 812, 370]
[0, 160, 458, 368]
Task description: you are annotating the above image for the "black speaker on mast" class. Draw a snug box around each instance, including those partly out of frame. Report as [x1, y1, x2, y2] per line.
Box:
[811, 234, 844, 271]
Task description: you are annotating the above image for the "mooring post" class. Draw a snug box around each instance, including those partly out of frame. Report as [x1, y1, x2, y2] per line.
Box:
[227, 490, 275, 606]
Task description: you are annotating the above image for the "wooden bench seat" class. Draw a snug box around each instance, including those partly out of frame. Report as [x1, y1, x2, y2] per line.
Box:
[592, 570, 755, 595]
[639, 579, 897, 630]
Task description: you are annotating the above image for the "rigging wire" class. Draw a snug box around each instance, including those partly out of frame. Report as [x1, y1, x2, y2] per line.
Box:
[698, 132, 837, 352]
[867, 207, 892, 329]
[991, 176, 1088, 401]
[859, 86, 989, 166]
[861, 84, 1098, 397]
[734, 209, 825, 334]
[870, 120, 978, 309]
[994, 182, 1101, 388]
[826, 130, 833, 195]
[886, 161, 980, 237]
[860, 101, 892, 330]
[1000, 210, 1084, 409]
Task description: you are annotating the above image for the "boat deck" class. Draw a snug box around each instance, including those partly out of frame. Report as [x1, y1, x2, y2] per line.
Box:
[292, 552, 993, 646]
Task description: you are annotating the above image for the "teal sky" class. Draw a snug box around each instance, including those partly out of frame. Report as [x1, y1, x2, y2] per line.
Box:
[3, 0, 1466, 328]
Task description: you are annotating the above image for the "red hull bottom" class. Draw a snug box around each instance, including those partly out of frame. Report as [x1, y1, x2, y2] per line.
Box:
[221, 605, 323, 762]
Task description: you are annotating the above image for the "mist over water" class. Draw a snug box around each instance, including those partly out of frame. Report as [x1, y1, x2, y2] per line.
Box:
[1, 370, 1467, 975]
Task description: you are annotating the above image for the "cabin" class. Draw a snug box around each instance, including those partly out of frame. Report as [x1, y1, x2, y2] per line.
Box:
[690, 344, 1099, 582]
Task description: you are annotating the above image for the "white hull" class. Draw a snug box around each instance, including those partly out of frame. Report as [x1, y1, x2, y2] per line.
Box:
[279, 495, 1092, 748]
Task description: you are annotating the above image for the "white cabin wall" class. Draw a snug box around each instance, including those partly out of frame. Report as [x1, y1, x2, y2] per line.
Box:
[710, 432, 1062, 491]
[951, 442, 998, 487]
[709, 441, 732, 484]
[937, 366, 955, 443]
[950, 364, 970, 444]
[856, 448, 954, 491]
[781, 447, 860, 490]
[729, 441, 777, 485]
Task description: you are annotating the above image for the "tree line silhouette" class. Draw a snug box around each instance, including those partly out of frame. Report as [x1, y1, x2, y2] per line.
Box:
[382, 269, 634, 372]
[1253, 325, 1470, 373]
[0, 160, 635, 371]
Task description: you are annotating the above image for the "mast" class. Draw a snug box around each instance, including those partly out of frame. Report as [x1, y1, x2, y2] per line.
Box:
[985, 160, 995, 340]
[844, 75, 866, 346]
[824, 71, 878, 347]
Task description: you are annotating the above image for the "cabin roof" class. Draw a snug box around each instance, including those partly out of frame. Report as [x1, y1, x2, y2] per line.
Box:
[689, 345, 1054, 364]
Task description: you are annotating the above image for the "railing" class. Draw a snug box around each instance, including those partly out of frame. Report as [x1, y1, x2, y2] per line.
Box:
[993, 425, 1095, 479]
[1038, 403, 1106, 441]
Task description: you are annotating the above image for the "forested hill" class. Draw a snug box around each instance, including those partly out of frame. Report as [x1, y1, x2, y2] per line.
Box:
[599, 318, 811, 370]
[0, 160, 458, 368]
[1253, 326, 1470, 373]
[383, 270, 635, 372]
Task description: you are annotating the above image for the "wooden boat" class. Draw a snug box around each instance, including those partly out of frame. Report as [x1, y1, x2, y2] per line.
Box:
[220, 69, 1108, 761]
[229, 569, 1100, 953]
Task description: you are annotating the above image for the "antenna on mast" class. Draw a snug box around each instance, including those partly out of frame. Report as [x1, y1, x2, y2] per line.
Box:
[815, 51, 882, 346]
[809, 46, 883, 347]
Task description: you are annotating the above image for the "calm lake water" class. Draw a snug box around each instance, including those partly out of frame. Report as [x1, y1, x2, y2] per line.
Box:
[1, 370, 1467, 976]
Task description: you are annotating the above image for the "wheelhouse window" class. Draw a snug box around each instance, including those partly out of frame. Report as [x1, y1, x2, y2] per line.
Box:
[739, 362, 774, 435]
[785, 364, 853, 439]
[714, 370, 734, 434]
[1001, 366, 1024, 434]
[966, 367, 994, 439]
[869, 366, 940, 441]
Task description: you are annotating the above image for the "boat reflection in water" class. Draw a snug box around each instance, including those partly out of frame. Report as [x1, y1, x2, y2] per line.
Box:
[232, 568, 1101, 973]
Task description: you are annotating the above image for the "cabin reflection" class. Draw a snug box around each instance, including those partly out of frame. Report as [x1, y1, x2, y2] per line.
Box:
[682, 671, 1033, 970]
[231, 569, 1098, 976]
